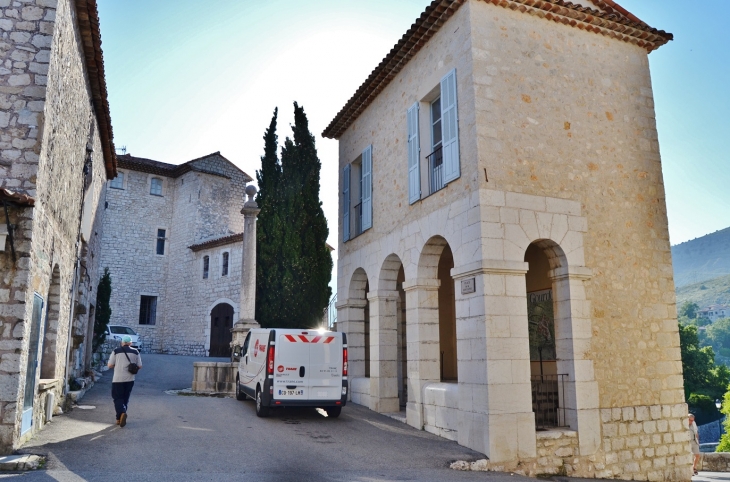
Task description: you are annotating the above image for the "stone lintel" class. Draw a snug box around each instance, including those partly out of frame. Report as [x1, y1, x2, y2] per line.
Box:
[451, 259, 529, 280]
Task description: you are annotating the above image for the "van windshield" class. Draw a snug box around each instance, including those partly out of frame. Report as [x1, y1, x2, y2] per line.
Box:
[110, 326, 137, 335]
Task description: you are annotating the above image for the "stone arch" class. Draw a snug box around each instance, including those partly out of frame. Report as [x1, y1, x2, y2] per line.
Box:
[209, 302, 234, 357]
[40, 265, 61, 379]
[524, 237, 598, 451]
[417, 236, 457, 381]
[377, 254, 408, 408]
[348, 268, 370, 379]
[349, 267, 369, 300]
[204, 297, 239, 355]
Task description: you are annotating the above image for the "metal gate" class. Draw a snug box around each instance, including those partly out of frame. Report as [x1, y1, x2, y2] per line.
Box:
[209, 303, 233, 357]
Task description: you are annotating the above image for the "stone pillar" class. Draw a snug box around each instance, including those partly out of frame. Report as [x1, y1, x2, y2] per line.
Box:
[549, 264, 601, 455]
[402, 279, 440, 429]
[452, 259, 536, 462]
[231, 185, 261, 349]
[367, 290, 399, 413]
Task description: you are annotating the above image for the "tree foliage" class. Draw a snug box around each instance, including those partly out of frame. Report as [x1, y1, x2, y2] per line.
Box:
[93, 268, 112, 352]
[705, 318, 730, 352]
[255, 103, 333, 328]
[680, 301, 700, 320]
[680, 323, 730, 400]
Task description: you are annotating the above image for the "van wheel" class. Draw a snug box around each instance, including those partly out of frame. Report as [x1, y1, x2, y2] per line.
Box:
[255, 387, 269, 418]
[235, 377, 247, 401]
[326, 406, 342, 418]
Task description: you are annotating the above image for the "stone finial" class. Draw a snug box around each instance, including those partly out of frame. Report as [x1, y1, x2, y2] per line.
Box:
[244, 185, 258, 209]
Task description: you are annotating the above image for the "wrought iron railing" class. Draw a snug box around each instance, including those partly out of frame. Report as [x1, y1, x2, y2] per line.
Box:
[531, 374, 567, 429]
[427, 146, 444, 194]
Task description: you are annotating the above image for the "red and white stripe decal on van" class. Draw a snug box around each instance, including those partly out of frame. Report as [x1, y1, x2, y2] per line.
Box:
[283, 335, 335, 343]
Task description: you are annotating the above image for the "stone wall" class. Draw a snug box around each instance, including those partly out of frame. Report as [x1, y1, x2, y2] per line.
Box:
[333, 0, 688, 479]
[0, 0, 110, 451]
[99, 154, 247, 356]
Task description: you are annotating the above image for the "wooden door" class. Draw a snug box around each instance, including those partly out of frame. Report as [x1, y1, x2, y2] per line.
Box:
[209, 303, 233, 357]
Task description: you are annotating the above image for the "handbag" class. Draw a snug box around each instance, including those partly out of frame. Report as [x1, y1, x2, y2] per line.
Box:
[121, 348, 140, 374]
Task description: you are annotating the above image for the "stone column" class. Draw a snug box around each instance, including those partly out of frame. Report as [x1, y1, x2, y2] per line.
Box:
[452, 259, 536, 462]
[367, 290, 400, 413]
[231, 185, 261, 350]
[335, 298, 368, 378]
[402, 279, 440, 429]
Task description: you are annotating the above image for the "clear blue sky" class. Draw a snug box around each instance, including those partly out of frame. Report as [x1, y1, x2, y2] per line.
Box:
[97, 0, 729, 259]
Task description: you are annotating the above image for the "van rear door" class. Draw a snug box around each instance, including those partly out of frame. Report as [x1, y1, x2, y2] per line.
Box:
[273, 332, 309, 401]
[307, 332, 342, 401]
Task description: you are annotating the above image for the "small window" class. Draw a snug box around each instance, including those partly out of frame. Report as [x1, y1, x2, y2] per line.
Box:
[222, 252, 229, 276]
[139, 296, 157, 325]
[429, 97, 445, 194]
[110, 172, 124, 189]
[156, 229, 166, 255]
[150, 178, 163, 196]
[203, 256, 209, 279]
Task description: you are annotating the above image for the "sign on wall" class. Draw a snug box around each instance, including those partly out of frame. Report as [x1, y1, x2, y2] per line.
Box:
[461, 278, 475, 294]
[527, 289, 555, 362]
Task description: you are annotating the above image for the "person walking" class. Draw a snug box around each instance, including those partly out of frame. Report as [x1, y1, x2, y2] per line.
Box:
[688, 413, 700, 476]
[107, 336, 142, 427]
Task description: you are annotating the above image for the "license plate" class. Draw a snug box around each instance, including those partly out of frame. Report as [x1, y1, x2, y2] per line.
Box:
[278, 389, 303, 396]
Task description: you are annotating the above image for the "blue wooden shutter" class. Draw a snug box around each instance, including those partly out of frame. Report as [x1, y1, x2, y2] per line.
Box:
[407, 102, 420, 204]
[361, 145, 372, 231]
[440, 68, 460, 184]
[343, 164, 351, 241]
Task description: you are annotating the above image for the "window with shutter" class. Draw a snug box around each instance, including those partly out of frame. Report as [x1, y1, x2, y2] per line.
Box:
[361, 145, 372, 231]
[440, 68, 460, 184]
[407, 103, 420, 204]
[343, 164, 351, 242]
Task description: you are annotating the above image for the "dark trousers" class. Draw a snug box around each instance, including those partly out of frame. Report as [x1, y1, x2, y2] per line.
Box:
[111, 381, 135, 420]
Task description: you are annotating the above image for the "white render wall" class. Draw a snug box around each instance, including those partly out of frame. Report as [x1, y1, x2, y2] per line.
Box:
[99, 154, 248, 356]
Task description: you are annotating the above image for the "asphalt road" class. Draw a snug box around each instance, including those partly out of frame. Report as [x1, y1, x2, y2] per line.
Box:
[12, 354, 526, 481]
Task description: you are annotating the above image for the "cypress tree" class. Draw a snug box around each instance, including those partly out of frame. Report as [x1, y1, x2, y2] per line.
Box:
[255, 109, 284, 327]
[255, 103, 332, 328]
[93, 267, 112, 352]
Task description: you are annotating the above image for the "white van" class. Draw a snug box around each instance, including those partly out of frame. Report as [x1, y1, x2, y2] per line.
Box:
[235, 328, 348, 418]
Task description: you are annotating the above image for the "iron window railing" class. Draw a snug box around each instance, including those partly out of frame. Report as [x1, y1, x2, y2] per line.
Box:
[531, 374, 568, 429]
[427, 146, 444, 194]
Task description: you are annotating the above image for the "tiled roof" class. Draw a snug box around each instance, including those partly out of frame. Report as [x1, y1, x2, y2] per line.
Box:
[75, 0, 117, 179]
[322, 0, 672, 139]
[117, 152, 253, 182]
[188, 233, 243, 252]
[0, 189, 35, 207]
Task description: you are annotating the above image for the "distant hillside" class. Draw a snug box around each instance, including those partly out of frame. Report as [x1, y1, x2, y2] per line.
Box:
[672, 227, 730, 288]
[676, 273, 730, 310]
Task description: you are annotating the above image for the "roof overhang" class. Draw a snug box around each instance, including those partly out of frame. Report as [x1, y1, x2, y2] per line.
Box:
[322, 0, 672, 140]
[75, 0, 117, 179]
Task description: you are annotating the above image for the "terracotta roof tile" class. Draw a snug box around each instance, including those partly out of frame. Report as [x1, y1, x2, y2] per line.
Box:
[322, 0, 672, 139]
[75, 0, 117, 179]
[0, 189, 35, 207]
[188, 233, 243, 252]
[117, 152, 253, 182]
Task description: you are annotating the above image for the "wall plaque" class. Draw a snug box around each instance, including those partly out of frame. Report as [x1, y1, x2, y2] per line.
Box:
[461, 278, 476, 295]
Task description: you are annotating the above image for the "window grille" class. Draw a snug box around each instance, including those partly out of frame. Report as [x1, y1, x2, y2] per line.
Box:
[203, 256, 209, 279]
[222, 252, 229, 276]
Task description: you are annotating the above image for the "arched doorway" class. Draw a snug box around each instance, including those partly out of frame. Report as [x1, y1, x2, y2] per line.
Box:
[209, 303, 233, 357]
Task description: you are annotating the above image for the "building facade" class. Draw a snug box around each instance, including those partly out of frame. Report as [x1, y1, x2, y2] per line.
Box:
[0, 0, 115, 451]
[325, 0, 689, 479]
[99, 153, 252, 357]
[698, 305, 730, 324]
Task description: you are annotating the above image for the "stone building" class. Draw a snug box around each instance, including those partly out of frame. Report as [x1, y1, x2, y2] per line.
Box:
[325, 0, 688, 479]
[99, 153, 252, 357]
[0, 0, 115, 451]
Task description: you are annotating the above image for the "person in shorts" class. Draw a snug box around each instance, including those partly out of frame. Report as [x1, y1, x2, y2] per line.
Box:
[107, 335, 142, 427]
